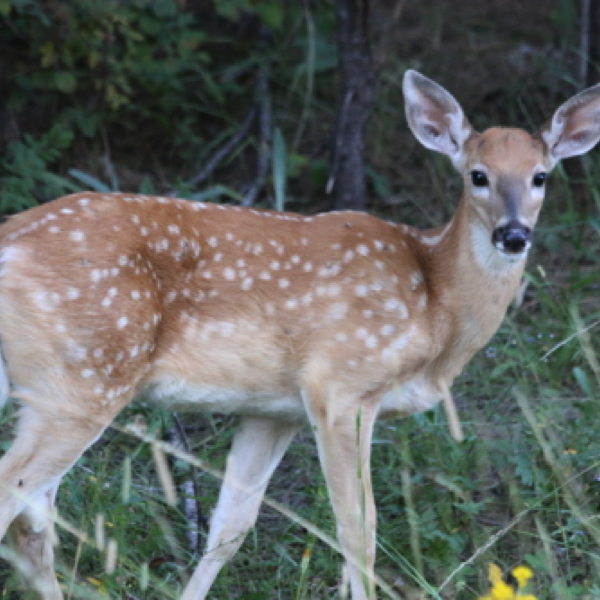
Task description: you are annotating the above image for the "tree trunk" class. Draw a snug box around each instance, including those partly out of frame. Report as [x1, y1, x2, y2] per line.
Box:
[329, 0, 374, 211]
[580, 0, 600, 88]
[587, 0, 600, 87]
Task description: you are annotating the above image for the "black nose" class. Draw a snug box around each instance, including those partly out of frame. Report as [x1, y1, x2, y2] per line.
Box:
[492, 223, 532, 253]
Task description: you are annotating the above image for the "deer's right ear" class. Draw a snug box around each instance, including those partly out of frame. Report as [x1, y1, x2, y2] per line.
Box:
[403, 70, 475, 169]
[536, 82, 600, 170]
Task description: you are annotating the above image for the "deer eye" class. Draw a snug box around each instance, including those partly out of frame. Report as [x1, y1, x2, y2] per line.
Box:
[532, 172, 547, 187]
[471, 170, 489, 187]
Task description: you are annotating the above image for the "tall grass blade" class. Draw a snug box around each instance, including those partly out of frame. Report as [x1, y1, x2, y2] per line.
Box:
[272, 126, 286, 212]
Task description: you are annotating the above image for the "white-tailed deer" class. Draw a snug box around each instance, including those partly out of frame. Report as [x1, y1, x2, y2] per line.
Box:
[1, 70, 600, 599]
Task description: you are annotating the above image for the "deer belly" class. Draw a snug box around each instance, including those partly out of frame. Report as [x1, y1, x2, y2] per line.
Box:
[378, 375, 443, 417]
[139, 377, 306, 419]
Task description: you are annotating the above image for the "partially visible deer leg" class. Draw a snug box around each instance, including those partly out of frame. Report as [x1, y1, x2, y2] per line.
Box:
[182, 416, 298, 600]
[0, 404, 121, 599]
[303, 385, 379, 600]
[6, 484, 62, 600]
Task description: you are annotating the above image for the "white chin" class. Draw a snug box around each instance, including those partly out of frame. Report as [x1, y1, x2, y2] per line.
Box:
[495, 247, 528, 263]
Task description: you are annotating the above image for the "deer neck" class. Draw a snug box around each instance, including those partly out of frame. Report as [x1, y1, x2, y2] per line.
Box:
[423, 196, 526, 379]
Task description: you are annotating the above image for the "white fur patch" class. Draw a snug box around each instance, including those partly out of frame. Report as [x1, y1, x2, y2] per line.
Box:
[380, 375, 443, 416]
[140, 378, 305, 419]
[469, 222, 527, 272]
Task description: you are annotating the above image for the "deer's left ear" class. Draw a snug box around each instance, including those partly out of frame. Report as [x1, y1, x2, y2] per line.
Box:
[536, 82, 600, 169]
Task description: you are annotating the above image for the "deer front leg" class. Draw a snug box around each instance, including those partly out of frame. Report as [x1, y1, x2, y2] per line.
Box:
[304, 388, 379, 600]
[182, 416, 298, 600]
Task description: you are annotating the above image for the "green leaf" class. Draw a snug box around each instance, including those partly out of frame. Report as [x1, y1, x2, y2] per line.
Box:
[53, 71, 77, 93]
[256, 2, 284, 30]
[272, 127, 286, 212]
[573, 366, 593, 398]
[68, 169, 111, 193]
[39, 171, 81, 193]
[151, 0, 177, 18]
[190, 185, 242, 203]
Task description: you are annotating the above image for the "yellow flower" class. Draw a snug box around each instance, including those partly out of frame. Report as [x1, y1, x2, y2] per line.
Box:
[512, 565, 533, 589]
[490, 580, 515, 600]
[487, 564, 503, 584]
[477, 563, 537, 600]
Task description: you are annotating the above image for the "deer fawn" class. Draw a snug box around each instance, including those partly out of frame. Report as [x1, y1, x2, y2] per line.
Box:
[1, 70, 600, 599]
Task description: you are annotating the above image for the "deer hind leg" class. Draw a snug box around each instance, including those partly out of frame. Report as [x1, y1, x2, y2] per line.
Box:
[181, 416, 298, 600]
[0, 401, 122, 599]
[302, 384, 379, 600]
[5, 484, 62, 600]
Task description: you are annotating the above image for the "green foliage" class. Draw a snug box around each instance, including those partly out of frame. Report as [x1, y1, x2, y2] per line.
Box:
[4, 0, 209, 116]
[0, 0, 338, 208]
[0, 123, 77, 212]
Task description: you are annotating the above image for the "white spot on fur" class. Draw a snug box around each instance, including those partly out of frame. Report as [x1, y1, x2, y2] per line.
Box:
[365, 335, 378, 348]
[329, 303, 348, 319]
[410, 272, 423, 288]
